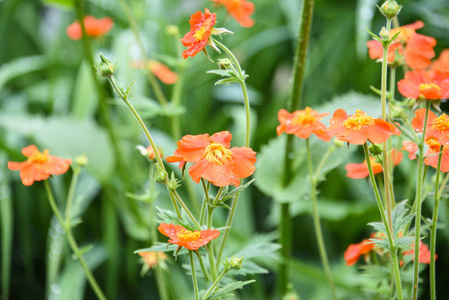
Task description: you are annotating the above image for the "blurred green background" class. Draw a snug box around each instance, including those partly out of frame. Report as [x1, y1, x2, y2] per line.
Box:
[1, 0, 449, 299]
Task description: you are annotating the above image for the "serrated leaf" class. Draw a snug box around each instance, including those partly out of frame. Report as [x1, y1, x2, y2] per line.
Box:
[156, 207, 196, 231]
[218, 179, 255, 203]
[207, 69, 232, 77]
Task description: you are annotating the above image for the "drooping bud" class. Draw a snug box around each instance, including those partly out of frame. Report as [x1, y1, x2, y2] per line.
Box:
[379, 0, 402, 20]
[97, 53, 116, 78]
[369, 144, 383, 156]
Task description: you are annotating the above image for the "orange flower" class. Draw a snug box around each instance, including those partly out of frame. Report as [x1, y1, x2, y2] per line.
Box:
[346, 149, 403, 179]
[138, 251, 167, 268]
[327, 109, 400, 145]
[8, 145, 72, 186]
[276, 108, 332, 141]
[411, 108, 449, 145]
[431, 49, 449, 73]
[181, 9, 217, 59]
[158, 223, 220, 251]
[131, 60, 178, 85]
[211, 0, 255, 27]
[344, 239, 375, 266]
[66, 16, 113, 40]
[166, 131, 256, 187]
[366, 21, 436, 69]
[397, 70, 449, 100]
[403, 241, 435, 264]
[402, 138, 449, 172]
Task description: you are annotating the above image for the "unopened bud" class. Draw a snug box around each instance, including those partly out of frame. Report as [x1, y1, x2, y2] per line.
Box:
[333, 139, 345, 148]
[155, 163, 168, 183]
[369, 144, 383, 156]
[223, 256, 244, 272]
[379, 0, 402, 20]
[75, 154, 88, 166]
[379, 27, 389, 40]
[98, 53, 116, 78]
[218, 58, 232, 70]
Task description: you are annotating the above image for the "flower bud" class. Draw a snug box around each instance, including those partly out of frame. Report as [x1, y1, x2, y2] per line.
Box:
[369, 144, 383, 156]
[155, 163, 168, 183]
[223, 256, 244, 272]
[379, 0, 402, 20]
[75, 154, 88, 166]
[333, 139, 345, 148]
[390, 105, 405, 119]
[97, 53, 116, 78]
[379, 27, 389, 40]
[218, 58, 232, 70]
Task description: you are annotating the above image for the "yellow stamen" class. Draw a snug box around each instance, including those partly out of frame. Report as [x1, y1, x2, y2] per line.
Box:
[177, 229, 201, 242]
[431, 114, 449, 132]
[343, 110, 375, 131]
[426, 138, 441, 152]
[28, 149, 49, 164]
[291, 107, 317, 126]
[419, 83, 440, 94]
[193, 26, 207, 41]
[203, 143, 233, 165]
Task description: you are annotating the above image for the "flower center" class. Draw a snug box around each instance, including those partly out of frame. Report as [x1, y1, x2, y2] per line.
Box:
[193, 26, 207, 41]
[431, 114, 449, 132]
[343, 110, 375, 131]
[419, 83, 441, 95]
[292, 107, 317, 126]
[28, 150, 49, 164]
[177, 229, 201, 242]
[203, 143, 233, 165]
[426, 138, 441, 152]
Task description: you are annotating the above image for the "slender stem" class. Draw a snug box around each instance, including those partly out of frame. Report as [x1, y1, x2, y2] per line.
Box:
[205, 245, 218, 281]
[278, 0, 315, 296]
[363, 144, 403, 300]
[430, 146, 443, 300]
[412, 101, 431, 300]
[44, 180, 107, 300]
[168, 190, 182, 219]
[389, 67, 396, 102]
[381, 17, 393, 241]
[65, 167, 80, 228]
[172, 190, 201, 230]
[438, 172, 449, 198]
[212, 39, 252, 267]
[211, 186, 225, 206]
[195, 251, 211, 282]
[200, 179, 210, 226]
[313, 146, 334, 180]
[306, 139, 338, 299]
[201, 269, 228, 300]
[189, 251, 200, 300]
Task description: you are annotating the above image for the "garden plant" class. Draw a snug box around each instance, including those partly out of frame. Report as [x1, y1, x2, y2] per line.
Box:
[1, 0, 449, 299]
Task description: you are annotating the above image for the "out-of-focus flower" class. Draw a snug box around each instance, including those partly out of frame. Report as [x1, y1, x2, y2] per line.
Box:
[366, 21, 436, 69]
[158, 223, 220, 251]
[402, 138, 449, 172]
[8, 145, 72, 186]
[166, 131, 256, 187]
[403, 241, 435, 264]
[138, 251, 167, 269]
[136, 145, 163, 161]
[344, 239, 375, 266]
[327, 109, 400, 145]
[397, 70, 449, 100]
[181, 9, 216, 59]
[131, 60, 178, 84]
[211, 0, 255, 27]
[411, 108, 449, 145]
[346, 148, 403, 179]
[431, 49, 449, 73]
[276, 107, 332, 141]
[66, 16, 113, 40]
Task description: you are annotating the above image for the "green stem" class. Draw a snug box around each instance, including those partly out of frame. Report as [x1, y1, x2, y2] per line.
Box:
[437, 172, 449, 199]
[430, 146, 443, 300]
[363, 144, 403, 300]
[44, 180, 106, 300]
[201, 268, 229, 300]
[189, 251, 200, 300]
[168, 190, 182, 219]
[212, 39, 252, 267]
[211, 186, 225, 206]
[205, 245, 218, 281]
[381, 17, 393, 241]
[306, 139, 338, 299]
[412, 100, 431, 300]
[65, 166, 80, 228]
[278, 0, 315, 296]
[389, 67, 396, 102]
[172, 190, 201, 230]
[195, 251, 211, 282]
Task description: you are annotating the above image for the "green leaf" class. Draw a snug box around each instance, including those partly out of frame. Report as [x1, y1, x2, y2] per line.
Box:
[0, 55, 48, 91]
[215, 78, 239, 86]
[207, 69, 232, 77]
[42, 0, 75, 9]
[202, 280, 255, 300]
[156, 207, 196, 231]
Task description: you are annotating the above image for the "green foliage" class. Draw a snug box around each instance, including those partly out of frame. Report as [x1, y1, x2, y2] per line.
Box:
[200, 280, 256, 300]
